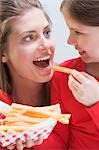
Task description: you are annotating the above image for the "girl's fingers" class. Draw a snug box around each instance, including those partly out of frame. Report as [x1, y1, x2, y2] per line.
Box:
[68, 74, 81, 89]
[81, 72, 96, 80]
[71, 69, 89, 84]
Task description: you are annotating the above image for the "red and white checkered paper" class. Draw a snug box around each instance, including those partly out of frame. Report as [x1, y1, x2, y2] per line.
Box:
[0, 117, 57, 147]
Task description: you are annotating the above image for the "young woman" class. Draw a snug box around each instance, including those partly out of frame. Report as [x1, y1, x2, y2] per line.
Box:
[0, 0, 55, 149]
[45, 0, 99, 149]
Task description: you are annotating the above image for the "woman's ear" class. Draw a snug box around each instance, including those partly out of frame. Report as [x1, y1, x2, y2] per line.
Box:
[2, 52, 8, 63]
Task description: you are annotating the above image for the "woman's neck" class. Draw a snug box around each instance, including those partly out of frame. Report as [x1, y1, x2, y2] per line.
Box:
[12, 80, 45, 106]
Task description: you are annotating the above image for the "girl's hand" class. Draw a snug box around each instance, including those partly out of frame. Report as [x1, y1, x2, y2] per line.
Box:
[68, 69, 99, 107]
[7, 134, 44, 150]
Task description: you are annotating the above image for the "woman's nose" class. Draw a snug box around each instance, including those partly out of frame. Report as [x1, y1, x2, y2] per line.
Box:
[39, 37, 52, 52]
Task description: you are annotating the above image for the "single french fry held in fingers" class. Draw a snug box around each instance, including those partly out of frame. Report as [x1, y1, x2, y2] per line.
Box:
[53, 65, 73, 74]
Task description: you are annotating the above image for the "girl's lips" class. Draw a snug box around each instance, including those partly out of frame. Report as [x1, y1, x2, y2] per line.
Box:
[79, 51, 85, 55]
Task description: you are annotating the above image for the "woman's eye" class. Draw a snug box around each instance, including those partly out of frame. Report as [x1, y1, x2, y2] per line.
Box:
[44, 30, 51, 38]
[23, 34, 34, 41]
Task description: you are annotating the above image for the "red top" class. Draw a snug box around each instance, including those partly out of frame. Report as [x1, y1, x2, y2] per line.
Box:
[50, 57, 99, 149]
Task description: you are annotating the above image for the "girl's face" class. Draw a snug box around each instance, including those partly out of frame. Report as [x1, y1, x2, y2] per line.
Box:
[62, 8, 99, 63]
[2, 8, 55, 83]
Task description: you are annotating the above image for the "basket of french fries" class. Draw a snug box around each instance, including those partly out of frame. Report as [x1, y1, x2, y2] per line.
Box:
[0, 101, 71, 147]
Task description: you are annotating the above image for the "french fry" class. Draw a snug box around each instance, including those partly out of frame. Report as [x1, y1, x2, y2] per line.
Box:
[19, 110, 51, 118]
[5, 115, 45, 123]
[0, 102, 71, 133]
[11, 103, 61, 118]
[8, 121, 34, 127]
[0, 125, 29, 132]
[53, 65, 72, 74]
[11, 103, 71, 124]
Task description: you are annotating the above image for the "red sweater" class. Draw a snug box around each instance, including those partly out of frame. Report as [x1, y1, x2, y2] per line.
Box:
[50, 57, 99, 149]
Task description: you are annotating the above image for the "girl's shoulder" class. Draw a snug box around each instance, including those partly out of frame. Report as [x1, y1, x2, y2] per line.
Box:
[60, 57, 85, 71]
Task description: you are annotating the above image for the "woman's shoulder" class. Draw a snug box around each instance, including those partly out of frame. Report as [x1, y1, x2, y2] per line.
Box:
[0, 89, 13, 105]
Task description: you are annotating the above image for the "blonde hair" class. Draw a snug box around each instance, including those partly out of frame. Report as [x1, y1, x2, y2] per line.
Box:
[0, 0, 51, 94]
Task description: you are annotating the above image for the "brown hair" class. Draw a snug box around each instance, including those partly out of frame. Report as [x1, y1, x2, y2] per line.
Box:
[0, 0, 51, 94]
[60, 0, 99, 26]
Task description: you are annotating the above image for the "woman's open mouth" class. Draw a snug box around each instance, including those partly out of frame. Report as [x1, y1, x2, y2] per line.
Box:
[33, 59, 49, 68]
[33, 56, 50, 68]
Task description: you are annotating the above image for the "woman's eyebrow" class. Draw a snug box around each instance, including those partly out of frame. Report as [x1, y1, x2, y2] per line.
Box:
[44, 24, 52, 30]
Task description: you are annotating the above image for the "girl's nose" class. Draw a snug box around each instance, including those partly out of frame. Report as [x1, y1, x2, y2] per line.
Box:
[67, 33, 77, 46]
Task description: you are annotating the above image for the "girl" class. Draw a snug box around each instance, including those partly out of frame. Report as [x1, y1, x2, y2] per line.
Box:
[50, 0, 99, 149]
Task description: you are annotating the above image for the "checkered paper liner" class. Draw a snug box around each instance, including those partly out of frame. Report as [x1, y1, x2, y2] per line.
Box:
[0, 117, 57, 147]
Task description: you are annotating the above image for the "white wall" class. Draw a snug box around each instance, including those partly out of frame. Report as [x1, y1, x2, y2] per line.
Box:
[40, 0, 79, 63]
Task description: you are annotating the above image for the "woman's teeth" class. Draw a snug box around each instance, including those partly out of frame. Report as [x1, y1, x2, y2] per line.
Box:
[33, 56, 50, 68]
[35, 55, 50, 61]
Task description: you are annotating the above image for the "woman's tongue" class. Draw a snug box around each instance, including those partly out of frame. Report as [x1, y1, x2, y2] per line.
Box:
[33, 59, 49, 68]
